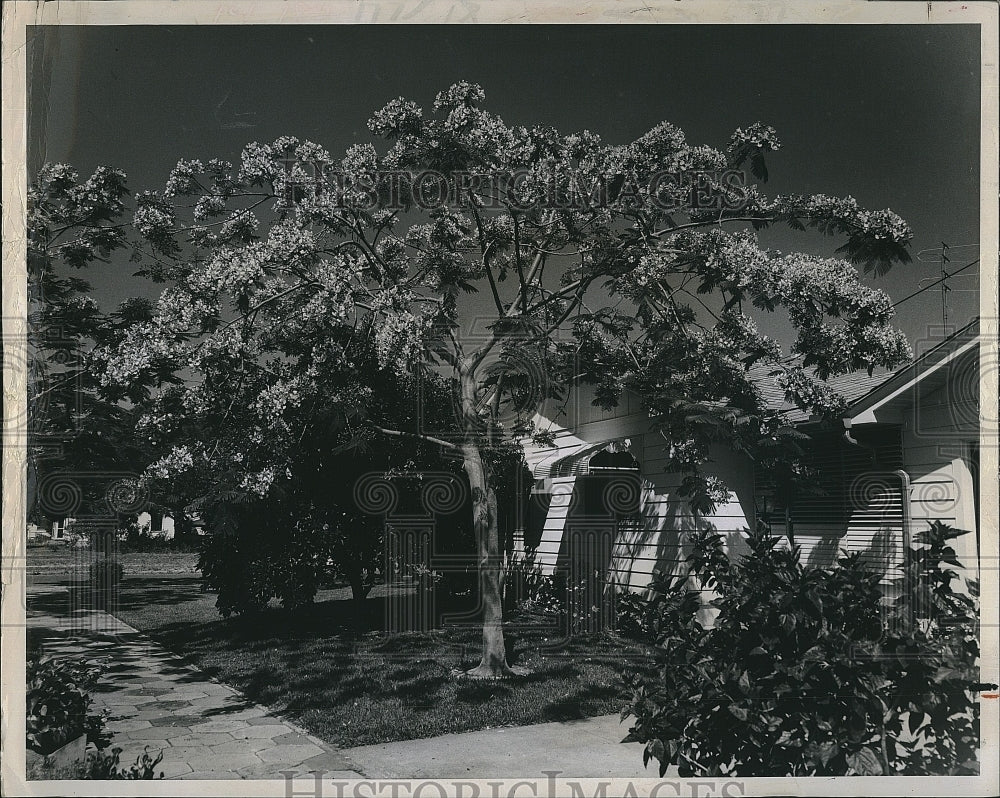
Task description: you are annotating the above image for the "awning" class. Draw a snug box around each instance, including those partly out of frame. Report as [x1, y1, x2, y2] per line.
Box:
[535, 438, 636, 479]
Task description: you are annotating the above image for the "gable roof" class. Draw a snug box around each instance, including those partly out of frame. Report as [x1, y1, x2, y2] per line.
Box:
[845, 317, 980, 425]
[753, 364, 892, 423]
[752, 317, 980, 425]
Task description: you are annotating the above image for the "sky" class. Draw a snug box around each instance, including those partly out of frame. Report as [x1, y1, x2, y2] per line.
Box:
[26, 23, 982, 349]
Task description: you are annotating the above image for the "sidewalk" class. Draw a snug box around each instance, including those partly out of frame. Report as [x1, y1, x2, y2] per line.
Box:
[27, 584, 362, 780]
[27, 582, 671, 781]
[342, 713, 673, 779]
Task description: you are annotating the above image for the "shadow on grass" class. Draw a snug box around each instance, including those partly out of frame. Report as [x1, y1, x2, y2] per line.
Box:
[28, 574, 657, 746]
[539, 683, 625, 721]
[28, 577, 209, 618]
[455, 681, 514, 703]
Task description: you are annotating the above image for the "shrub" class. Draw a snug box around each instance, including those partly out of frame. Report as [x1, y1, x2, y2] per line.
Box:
[623, 521, 986, 777]
[26, 657, 111, 755]
[197, 507, 327, 615]
[119, 527, 200, 553]
[88, 557, 124, 609]
[27, 656, 164, 779]
[81, 746, 164, 779]
[506, 561, 616, 634]
[507, 563, 566, 616]
[614, 573, 702, 645]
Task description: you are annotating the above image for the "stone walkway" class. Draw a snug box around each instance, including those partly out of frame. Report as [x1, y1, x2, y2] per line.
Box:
[27, 585, 362, 780]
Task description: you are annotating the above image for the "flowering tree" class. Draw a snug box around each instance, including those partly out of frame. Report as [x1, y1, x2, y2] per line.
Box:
[99, 82, 912, 677]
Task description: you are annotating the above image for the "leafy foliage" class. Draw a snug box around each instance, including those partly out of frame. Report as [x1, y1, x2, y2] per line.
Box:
[27, 654, 165, 779]
[80, 747, 165, 780]
[26, 165, 147, 524]
[26, 657, 112, 755]
[28, 746, 164, 780]
[623, 522, 983, 776]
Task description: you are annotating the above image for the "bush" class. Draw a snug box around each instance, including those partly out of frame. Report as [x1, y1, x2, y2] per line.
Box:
[505, 560, 616, 634]
[198, 514, 328, 615]
[88, 557, 124, 609]
[623, 521, 986, 777]
[27, 656, 164, 779]
[614, 574, 702, 645]
[80, 746, 164, 779]
[505, 561, 566, 616]
[119, 528, 200, 553]
[26, 657, 111, 755]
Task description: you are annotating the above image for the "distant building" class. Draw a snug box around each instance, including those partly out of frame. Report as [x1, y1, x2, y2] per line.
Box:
[136, 511, 176, 540]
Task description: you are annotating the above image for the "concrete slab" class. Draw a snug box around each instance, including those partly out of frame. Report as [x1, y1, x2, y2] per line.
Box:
[342, 714, 667, 779]
[231, 724, 293, 740]
[187, 719, 251, 734]
[160, 761, 195, 779]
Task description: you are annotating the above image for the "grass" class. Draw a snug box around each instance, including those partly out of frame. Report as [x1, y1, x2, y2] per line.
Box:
[104, 577, 657, 747]
[25, 547, 199, 576]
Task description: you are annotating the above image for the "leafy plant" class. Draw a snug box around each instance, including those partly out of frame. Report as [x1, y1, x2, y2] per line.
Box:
[26, 657, 111, 755]
[623, 521, 985, 776]
[877, 520, 983, 774]
[27, 656, 165, 780]
[510, 563, 623, 634]
[512, 566, 567, 617]
[615, 573, 702, 645]
[28, 746, 164, 780]
[82, 746, 164, 779]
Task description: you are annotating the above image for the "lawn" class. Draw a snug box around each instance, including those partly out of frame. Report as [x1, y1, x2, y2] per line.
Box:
[112, 577, 657, 747]
[25, 547, 199, 576]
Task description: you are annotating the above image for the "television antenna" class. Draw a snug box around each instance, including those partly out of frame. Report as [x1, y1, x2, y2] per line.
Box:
[915, 241, 979, 327]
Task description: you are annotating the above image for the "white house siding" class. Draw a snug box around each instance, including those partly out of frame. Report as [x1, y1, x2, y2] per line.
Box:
[522, 388, 754, 598]
[900, 378, 980, 585]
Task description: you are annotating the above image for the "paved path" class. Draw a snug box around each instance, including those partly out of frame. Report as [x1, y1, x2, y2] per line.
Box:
[27, 581, 669, 781]
[342, 713, 672, 779]
[27, 585, 362, 780]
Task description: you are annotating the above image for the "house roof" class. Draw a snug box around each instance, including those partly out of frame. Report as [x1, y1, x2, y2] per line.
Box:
[753, 364, 893, 423]
[845, 317, 980, 425]
[751, 317, 980, 424]
[522, 319, 982, 470]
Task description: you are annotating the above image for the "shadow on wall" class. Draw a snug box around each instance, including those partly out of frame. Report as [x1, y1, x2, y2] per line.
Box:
[607, 486, 754, 598]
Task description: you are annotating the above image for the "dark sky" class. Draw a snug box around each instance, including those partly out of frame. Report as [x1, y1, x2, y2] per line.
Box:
[28, 24, 982, 346]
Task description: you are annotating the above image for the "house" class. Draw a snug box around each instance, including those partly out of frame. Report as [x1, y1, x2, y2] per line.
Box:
[136, 511, 176, 540]
[517, 318, 982, 601]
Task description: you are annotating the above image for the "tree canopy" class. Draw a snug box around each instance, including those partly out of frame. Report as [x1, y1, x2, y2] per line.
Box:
[93, 81, 914, 675]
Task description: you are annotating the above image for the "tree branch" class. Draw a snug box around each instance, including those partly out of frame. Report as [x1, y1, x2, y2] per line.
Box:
[468, 200, 505, 314]
[651, 216, 775, 238]
[512, 214, 527, 313]
[372, 425, 461, 452]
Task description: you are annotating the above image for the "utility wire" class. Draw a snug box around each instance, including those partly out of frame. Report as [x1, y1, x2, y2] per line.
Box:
[893, 258, 979, 308]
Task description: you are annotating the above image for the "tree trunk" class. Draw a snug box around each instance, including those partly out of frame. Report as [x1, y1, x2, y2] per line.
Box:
[458, 362, 513, 678]
[461, 440, 513, 677]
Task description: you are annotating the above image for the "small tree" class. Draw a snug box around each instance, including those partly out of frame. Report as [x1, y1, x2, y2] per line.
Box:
[99, 82, 912, 676]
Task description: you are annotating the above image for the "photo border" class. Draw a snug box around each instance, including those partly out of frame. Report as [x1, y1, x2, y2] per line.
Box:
[2, 2, 997, 796]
